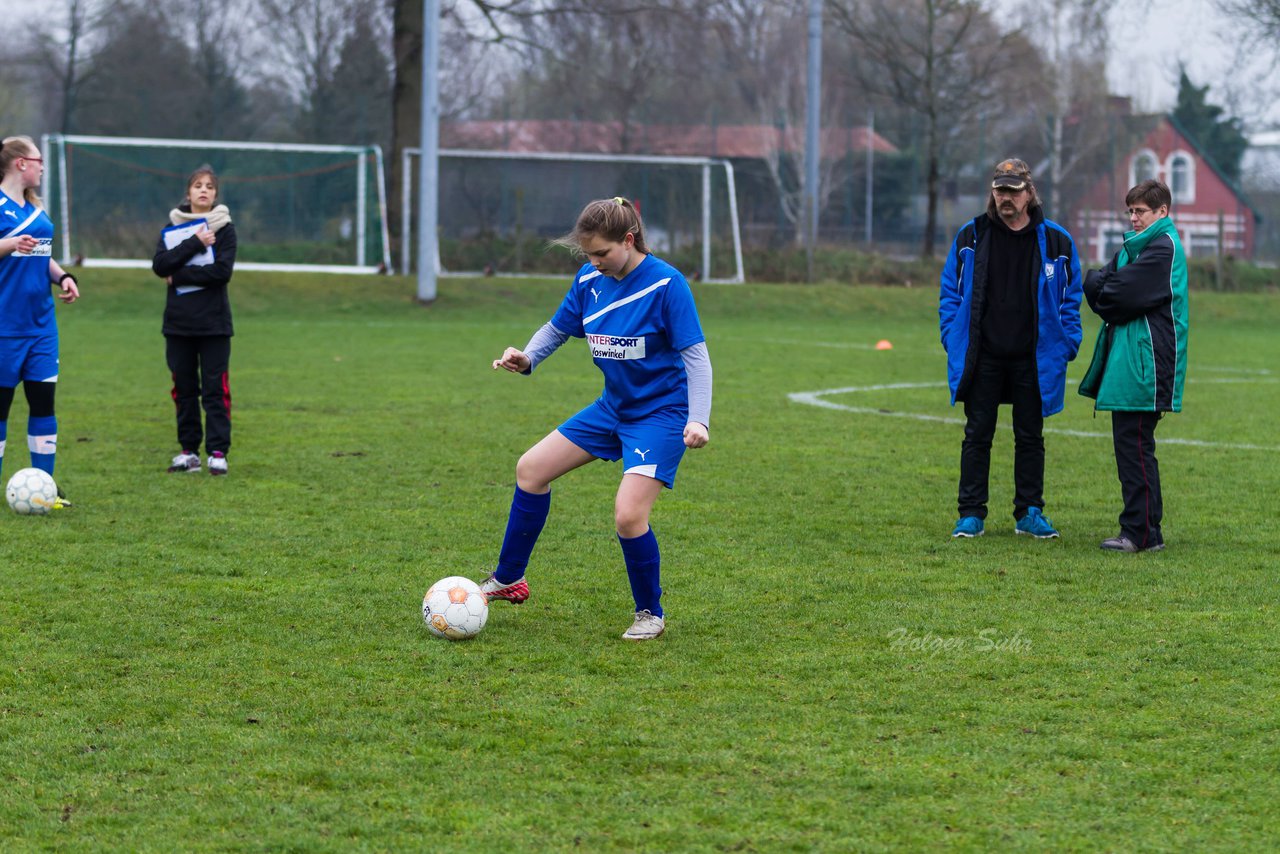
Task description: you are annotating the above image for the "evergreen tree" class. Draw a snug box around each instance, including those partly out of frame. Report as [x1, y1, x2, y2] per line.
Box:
[306, 16, 392, 150]
[1172, 70, 1248, 182]
[74, 7, 204, 137]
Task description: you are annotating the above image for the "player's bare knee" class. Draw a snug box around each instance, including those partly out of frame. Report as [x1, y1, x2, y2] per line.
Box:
[614, 509, 649, 539]
[514, 454, 548, 492]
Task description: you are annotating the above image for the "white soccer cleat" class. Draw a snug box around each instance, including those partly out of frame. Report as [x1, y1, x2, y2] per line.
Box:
[167, 452, 201, 473]
[479, 573, 529, 604]
[208, 453, 228, 476]
[622, 610, 665, 641]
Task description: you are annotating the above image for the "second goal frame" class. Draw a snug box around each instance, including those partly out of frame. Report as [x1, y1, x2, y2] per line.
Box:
[403, 147, 745, 284]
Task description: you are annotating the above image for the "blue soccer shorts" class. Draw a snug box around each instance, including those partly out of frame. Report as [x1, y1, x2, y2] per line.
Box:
[557, 400, 689, 488]
[0, 335, 59, 387]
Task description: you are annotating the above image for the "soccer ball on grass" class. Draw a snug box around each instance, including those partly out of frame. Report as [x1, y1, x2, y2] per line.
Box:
[6, 467, 58, 515]
[422, 576, 488, 640]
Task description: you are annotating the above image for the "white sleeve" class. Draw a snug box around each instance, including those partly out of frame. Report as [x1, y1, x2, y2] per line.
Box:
[522, 322, 570, 374]
[680, 342, 712, 427]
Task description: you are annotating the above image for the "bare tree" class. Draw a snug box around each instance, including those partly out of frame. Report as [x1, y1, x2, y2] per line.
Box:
[388, 0, 694, 262]
[1222, 0, 1280, 39]
[27, 0, 122, 134]
[829, 0, 1039, 257]
[179, 0, 259, 138]
[703, 0, 864, 242]
[1218, 0, 1280, 126]
[506, 1, 706, 149]
[709, 1, 806, 236]
[391, 0, 510, 266]
[254, 0, 375, 124]
[73, 4, 206, 136]
[1010, 0, 1114, 216]
[0, 66, 33, 131]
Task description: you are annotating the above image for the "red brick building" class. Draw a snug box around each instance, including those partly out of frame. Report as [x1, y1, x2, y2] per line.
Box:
[1073, 114, 1260, 263]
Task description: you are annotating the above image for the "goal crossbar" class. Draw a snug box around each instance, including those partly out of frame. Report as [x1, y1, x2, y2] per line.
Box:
[42, 133, 392, 274]
[402, 147, 745, 284]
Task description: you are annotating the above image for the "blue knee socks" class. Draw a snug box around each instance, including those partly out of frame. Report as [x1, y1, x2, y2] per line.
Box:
[495, 486, 551, 584]
[619, 527, 662, 617]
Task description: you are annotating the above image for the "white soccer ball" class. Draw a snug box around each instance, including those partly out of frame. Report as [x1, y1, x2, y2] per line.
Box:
[6, 467, 58, 516]
[422, 576, 489, 640]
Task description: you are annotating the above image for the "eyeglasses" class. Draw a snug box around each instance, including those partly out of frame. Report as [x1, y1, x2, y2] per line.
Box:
[21, 156, 43, 164]
[1126, 207, 1153, 217]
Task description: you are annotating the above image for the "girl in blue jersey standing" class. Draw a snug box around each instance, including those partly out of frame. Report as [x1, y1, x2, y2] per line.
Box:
[487, 197, 712, 640]
[0, 136, 79, 504]
[152, 165, 238, 476]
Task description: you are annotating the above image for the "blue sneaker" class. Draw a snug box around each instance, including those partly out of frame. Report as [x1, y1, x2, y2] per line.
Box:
[951, 516, 984, 538]
[1015, 507, 1059, 539]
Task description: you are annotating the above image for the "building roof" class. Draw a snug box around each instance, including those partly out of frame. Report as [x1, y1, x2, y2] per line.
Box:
[442, 120, 897, 159]
[1162, 113, 1260, 220]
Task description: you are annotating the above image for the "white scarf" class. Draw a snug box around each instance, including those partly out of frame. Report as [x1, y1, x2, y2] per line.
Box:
[170, 203, 231, 233]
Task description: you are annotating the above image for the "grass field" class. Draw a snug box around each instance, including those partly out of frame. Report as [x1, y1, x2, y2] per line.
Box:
[2, 269, 1278, 851]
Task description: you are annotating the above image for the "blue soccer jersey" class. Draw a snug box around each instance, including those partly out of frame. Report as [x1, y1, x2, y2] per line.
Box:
[551, 254, 705, 420]
[0, 190, 56, 336]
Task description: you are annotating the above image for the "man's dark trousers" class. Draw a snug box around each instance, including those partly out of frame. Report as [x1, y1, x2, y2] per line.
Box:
[958, 352, 1043, 520]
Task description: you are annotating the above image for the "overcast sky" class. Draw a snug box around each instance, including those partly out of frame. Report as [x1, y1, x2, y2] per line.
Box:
[990, 0, 1277, 131]
[1099, 0, 1277, 130]
[1106, 0, 1223, 109]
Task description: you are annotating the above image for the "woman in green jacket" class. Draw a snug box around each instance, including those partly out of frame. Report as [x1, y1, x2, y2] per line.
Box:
[1079, 179, 1189, 553]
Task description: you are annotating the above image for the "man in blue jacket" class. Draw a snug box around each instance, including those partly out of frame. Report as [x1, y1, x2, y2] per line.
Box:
[939, 158, 1083, 539]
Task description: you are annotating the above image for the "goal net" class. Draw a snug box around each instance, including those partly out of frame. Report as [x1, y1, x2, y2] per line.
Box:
[41, 134, 391, 274]
[402, 148, 745, 283]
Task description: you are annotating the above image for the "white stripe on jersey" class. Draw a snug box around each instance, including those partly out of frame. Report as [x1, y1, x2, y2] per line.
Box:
[578, 269, 603, 283]
[7, 207, 44, 237]
[583, 278, 670, 326]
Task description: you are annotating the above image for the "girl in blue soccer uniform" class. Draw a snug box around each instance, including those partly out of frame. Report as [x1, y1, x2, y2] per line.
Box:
[487, 197, 713, 640]
[0, 136, 79, 503]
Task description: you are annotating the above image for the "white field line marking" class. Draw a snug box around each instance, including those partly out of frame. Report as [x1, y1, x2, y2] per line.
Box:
[1198, 365, 1273, 376]
[788, 381, 1280, 452]
[755, 337, 881, 351]
[752, 338, 1277, 378]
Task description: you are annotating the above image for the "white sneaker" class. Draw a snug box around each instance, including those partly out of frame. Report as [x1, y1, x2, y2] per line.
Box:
[208, 453, 228, 476]
[622, 610, 665, 641]
[168, 452, 201, 473]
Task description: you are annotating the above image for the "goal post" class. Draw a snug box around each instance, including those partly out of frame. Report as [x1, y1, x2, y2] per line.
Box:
[402, 147, 745, 284]
[41, 134, 391, 274]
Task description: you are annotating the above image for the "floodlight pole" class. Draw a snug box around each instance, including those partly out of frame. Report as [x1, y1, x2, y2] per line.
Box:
[804, 0, 822, 283]
[417, 0, 441, 302]
[865, 109, 874, 246]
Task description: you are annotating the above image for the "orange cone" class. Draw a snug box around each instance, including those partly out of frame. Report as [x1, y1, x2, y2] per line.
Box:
[875, 339, 893, 350]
